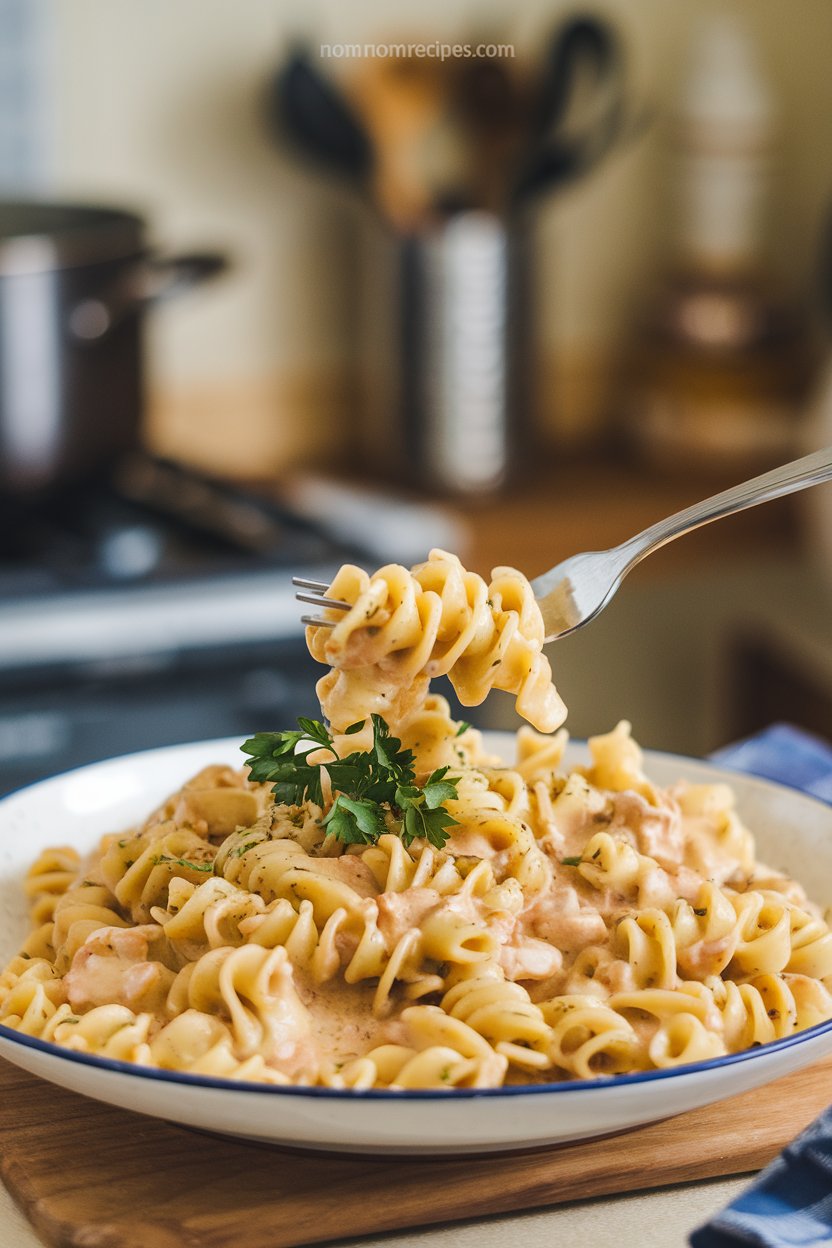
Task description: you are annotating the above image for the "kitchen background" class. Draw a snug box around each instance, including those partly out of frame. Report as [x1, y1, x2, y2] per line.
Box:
[1, 0, 831, 793]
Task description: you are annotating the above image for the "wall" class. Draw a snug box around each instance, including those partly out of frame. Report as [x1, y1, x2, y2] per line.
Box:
[49, 0, 832, 474]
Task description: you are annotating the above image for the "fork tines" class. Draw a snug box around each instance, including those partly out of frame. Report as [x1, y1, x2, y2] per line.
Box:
[292, 578, 332, 592]
[292, 576, 352, 629]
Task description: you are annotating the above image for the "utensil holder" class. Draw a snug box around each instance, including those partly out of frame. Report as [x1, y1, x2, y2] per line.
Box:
[358, 211, 532, 496]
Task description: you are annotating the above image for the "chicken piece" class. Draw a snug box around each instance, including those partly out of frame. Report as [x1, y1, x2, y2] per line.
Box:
[64, 924, 174, 1014]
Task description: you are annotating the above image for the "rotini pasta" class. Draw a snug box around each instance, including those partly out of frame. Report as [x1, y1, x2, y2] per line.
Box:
[1, 551, 831, 1091]
[306, 549, 566, 733]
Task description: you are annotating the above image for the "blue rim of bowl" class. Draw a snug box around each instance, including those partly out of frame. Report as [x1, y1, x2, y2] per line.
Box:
[1, 735, 831, 1100]
[1, 1014, 832, 1099]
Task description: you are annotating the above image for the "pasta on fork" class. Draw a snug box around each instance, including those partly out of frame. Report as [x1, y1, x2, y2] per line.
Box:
[2, 552, 831, 1090]
[306, 549, 567, 734]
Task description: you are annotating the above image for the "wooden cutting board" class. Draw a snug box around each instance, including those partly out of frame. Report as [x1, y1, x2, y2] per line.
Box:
[0, 1055, 830, 1248]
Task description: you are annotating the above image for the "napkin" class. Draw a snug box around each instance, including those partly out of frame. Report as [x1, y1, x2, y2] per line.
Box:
[710, 723, 832, 804]
[690, 722, 832, 1248]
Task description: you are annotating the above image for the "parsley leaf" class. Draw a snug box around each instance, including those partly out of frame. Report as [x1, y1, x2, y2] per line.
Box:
[242, 715, 459, 850]
[561, 856, 583, 866]
[422, 768, 459, 808]
[243, 722, 338, 808]
[323, 795, 385, 844]
[401, 800, 459, 850]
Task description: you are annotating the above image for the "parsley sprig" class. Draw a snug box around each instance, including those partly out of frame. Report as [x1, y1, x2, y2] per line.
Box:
[242, 715, 460, 849]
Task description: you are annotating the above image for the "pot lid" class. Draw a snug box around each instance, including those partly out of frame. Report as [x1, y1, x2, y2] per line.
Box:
[0, 201, 144, 274]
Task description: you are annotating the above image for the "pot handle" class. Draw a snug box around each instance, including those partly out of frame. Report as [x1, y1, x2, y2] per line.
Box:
[67, 251, 228, 343]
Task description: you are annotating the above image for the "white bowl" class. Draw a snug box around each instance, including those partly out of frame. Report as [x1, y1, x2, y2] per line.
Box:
[1, 735, 831, 1155]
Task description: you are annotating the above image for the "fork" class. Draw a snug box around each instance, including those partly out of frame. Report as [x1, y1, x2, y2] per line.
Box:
[294, 446, 832, 643]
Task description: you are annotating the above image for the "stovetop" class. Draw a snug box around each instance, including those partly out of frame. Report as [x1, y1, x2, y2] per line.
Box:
[0, 456, 344, 598]
[0, 457, 355, 790]
[0, 456, 357, 677]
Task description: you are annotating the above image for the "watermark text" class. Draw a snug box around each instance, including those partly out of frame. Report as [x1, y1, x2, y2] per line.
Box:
[320, 41, 515, 61]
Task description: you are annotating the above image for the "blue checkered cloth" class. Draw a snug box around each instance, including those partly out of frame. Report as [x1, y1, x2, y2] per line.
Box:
[710, 724, 832, 805]
[690, 723, 832, 1248]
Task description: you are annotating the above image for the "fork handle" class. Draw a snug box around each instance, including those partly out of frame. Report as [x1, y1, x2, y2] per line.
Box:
[619, 446, 832, 567]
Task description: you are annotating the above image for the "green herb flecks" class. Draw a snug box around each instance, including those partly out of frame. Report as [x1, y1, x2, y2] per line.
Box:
[150, 854, 213, 874]
[242, 715, 460, 850]
[233, 840, 261, 858]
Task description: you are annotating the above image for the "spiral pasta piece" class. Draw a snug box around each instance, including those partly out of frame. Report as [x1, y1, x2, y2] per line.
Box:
[152, 876, 264, 959]
[700, 972, 832, 1050]
[574, 831, 655, 902]
[648, 1013, 726, 1068]
[51, 1004, 154, 1062]
[306, 549, 565, 733]
[514, 724, 569, 781]
[442, 965, 553, 1070]
[784, 905, 832, 979]
[670, 882, 740, 979]
[394, 694, 491, 775]
[146, 763, 264, 838]
[729, 892, 793, 977]
[582, 722, 659, 804]
[167, 944, 314, 1073]
[101, 823, 216, 922]
[324, 1041, 491, 1090]
[361, 834, 467, 896]
[613, 908, 677, 990]
[24, 847, 81, 926]
[398, 1004, 509, 1086]
[675, 782, 755, 876]
[0, 961, 67, 1037]
[218, 834, 369, 925]
[150, 1010, 291, 1083]
[542, 995, 644, 1078]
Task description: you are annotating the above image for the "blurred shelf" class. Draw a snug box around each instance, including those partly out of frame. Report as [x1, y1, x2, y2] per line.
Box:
[726, 594, 832, 742]
[445, 457, 800, 579]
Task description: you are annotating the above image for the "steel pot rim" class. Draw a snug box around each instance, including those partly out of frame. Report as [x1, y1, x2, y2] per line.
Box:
[0, 199, 146, 276]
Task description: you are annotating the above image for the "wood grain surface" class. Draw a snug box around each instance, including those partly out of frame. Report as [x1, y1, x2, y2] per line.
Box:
[1, 1055, 830, 1248]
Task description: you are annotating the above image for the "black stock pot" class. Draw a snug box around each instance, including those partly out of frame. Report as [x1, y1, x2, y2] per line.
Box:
[0, 201, 225, 497]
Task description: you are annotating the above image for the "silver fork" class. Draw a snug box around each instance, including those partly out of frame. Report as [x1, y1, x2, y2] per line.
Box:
[294, 446, 832, 643]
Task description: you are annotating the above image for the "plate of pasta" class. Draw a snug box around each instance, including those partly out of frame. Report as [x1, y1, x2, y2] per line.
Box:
[1, 549, 831, 1155]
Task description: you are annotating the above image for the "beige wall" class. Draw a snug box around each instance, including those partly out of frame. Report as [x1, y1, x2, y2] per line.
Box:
[51, 0, 832, 473]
